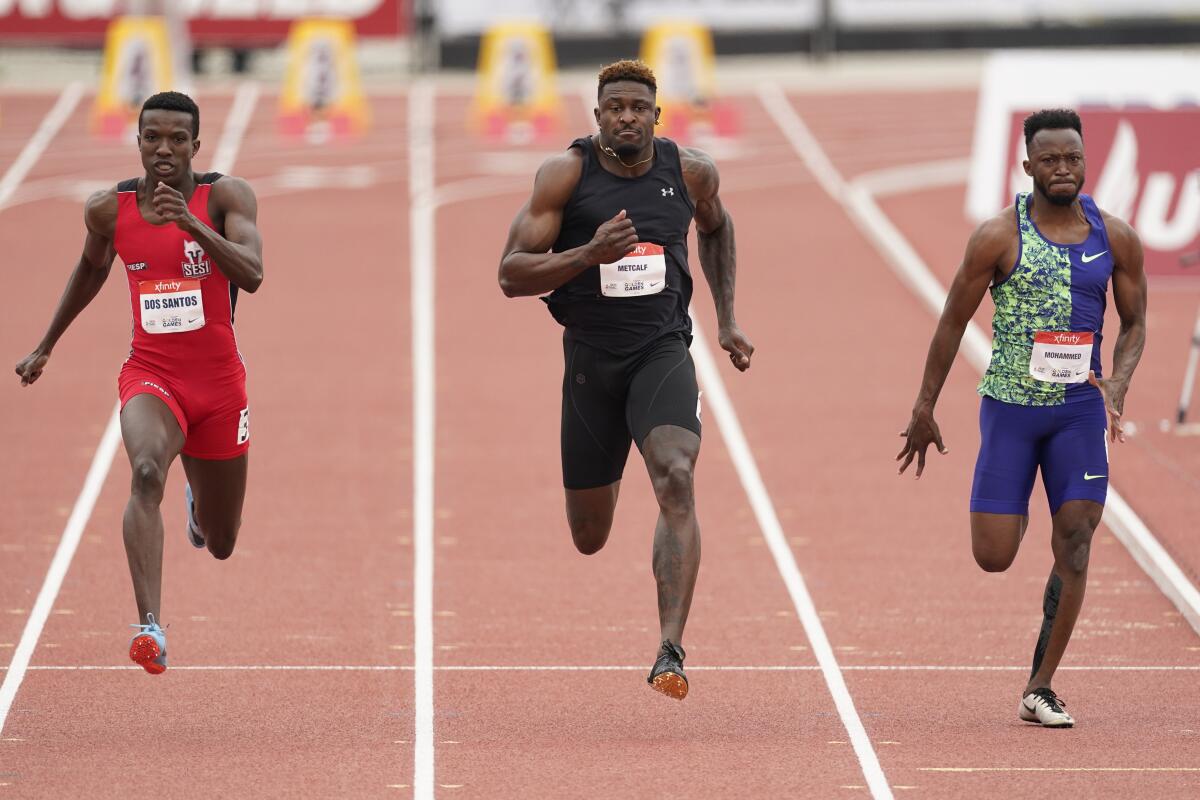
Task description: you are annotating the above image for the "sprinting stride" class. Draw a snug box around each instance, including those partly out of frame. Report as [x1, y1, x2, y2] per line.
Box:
[498, 60, 753, 699]
[15, 92, 264, 674]
[898, 109, 1146, 727]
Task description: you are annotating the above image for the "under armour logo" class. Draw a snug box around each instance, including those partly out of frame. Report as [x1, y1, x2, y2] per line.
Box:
[662, 187, 674, 197]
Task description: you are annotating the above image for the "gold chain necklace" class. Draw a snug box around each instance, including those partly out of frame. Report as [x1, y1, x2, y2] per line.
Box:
[598, 136, 654, 168]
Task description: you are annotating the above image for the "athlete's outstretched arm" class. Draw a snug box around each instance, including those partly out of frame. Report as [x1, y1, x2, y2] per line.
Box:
[153, 177, 263, 293]
[897, 214, 1011, 477]
[682, 147, 753, 371]
[15, 190, 118, 386]
[499, 151, 636, 297]
[1092, 215, 1147, 441]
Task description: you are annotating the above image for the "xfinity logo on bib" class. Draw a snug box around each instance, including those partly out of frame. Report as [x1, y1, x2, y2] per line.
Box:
[154, 281, 183, 292]
[1052, 333, 1085, 345]
[182, 240, 212, 278]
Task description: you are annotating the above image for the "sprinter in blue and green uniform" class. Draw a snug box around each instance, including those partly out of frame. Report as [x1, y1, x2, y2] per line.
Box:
[898, 109, 1147, 728]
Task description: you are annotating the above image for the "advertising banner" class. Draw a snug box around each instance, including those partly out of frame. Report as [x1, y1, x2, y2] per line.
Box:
[970, 51, 1200, 279]
[0, 0, 406, 43]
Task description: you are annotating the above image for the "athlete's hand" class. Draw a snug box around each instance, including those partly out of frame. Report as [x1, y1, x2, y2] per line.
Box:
[152, 181, 196, 230]
[588, 210, 638, 264]
[897, 408, 948, 478]
[719, 324, 754, 371]
[1089, 370, 1126, 443]
[15, 348, 50, 386]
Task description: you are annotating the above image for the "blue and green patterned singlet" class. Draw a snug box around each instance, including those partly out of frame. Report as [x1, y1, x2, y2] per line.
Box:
[978, 192, 1113, 406]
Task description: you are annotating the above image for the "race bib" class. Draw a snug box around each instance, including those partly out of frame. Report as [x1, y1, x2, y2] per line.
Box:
[138, 279, 205, 334]
[599, 243, 667, 298]
[1029, 331, 1093, 383]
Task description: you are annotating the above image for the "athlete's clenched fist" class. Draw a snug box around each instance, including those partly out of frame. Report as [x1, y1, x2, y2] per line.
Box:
[587, 209, 639, 264]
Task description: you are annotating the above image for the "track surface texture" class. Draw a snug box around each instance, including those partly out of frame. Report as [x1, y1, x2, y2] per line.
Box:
[1, 81, 1197, 799]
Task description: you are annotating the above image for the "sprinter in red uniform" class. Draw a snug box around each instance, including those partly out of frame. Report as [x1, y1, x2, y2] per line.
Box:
[15, 92, 263, 674]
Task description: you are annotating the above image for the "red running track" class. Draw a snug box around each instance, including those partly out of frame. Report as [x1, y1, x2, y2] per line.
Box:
[0, 82, 1197, 798]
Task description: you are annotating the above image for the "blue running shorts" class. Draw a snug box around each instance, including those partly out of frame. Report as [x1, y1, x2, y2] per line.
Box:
[970, 392, 1109, 516]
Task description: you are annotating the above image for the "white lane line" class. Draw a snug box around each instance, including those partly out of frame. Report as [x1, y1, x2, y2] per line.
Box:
[757, 82, 1200, 638]
[408, 79, 437, 800]
[690, 324, 893, 800]
[0, 82, 85, 209]
[209, 82, 260, 174]
[576, 83, 889, 796]
[0, 84, 259, 736]
[0, 415, 120, 733]
[850, 157, 970, 198]
[8, 663, 1200, 672]
[922, 767, 1200, 773]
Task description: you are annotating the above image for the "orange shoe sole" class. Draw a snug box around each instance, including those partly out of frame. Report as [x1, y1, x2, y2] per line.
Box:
[129, 635, 165, 675]
[650, 672, 688, 700]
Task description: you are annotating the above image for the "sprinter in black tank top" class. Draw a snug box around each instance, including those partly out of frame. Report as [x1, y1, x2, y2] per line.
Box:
[499, 60, 754, 700]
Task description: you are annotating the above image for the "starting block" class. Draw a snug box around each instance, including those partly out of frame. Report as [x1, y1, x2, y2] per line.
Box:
[93, 17, 175, 138]
[472, 21, 562, 144]
[278, 19, 371, 142]
[640, 20, 738, 141]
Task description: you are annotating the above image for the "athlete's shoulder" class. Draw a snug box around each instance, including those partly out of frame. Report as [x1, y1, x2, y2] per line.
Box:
[1095, 207, 1142, 270]
[83, 185, 119, 236]
[207, 174, 258, 214]
[962, 205, 1017, 270]
[972, 204, 1018, 246]
[678, 144, 718, 190]
[1094, 204, 1139, 248]
[530, 147, 584, 206]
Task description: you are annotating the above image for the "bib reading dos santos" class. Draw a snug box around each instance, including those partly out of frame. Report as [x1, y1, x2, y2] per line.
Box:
[544, 136, 696, 356]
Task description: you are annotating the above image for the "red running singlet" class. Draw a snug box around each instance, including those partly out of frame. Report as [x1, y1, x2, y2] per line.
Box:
[113, 172, 250, 459]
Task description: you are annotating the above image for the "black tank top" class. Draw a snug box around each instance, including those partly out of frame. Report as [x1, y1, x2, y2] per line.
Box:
[544, 136, 695, 355]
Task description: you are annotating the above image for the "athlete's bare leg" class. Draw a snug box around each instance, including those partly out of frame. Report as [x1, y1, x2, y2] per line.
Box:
[120, 394, 185, 625]
[641, 424, 701, 647]
[181, 452, 248, 560]
[1025, 499, 1102, 694]
[565, 481, 621, 555]
[970, 512, 1029, 572]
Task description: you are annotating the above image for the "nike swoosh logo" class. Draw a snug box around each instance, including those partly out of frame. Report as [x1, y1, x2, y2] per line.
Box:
[649, 282, 661, 287]
[1084, 472, 1106, 480]
[1081, 251, 1108, 263]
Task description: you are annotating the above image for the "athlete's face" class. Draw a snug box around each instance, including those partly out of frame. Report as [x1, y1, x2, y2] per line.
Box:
[595, 81, 659, 158]
[138, 110, 200, 186]
[1024, 128, 1085, 207]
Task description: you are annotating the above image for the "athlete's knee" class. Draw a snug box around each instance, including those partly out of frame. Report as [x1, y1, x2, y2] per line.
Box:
[201, 519, 241, 560]
[129, 457, 167, 502]
[651, 458, 695, 518]
[568, 516, 611, 555]
[1053, 523, 1094, 576]
[973, 544, 1017, 573]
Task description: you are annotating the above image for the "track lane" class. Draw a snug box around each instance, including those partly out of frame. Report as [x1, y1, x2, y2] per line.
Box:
[728, 88, 1200, 797]
[428, 90, 872, 797]
[3, 91, 418, 796]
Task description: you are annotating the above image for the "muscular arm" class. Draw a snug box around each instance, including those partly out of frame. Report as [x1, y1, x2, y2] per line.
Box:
[898, 212, 1012, 475]
[15, 190, 118, 384]
[682, 146, 753, 370]
[1088, 214, 1147, 443]
[498, 151, 597, 297]
[182, 177, 263, 293]
[1104, 216, 1147, 411]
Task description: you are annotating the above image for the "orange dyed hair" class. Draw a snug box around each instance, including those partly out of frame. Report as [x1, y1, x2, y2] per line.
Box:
[597, 60, 657, 97]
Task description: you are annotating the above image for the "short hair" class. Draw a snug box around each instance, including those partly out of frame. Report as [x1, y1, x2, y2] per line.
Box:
[1023, 108, 1082, 147]
[139, 91, 200, 137]
[597, 60, 657, 98]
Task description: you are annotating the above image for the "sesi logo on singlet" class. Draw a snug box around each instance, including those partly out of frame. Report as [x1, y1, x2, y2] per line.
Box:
[182, 240, 212, 278]
[599, 243, 667, 298]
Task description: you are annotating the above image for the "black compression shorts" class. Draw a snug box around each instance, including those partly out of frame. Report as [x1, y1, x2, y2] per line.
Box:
[560, 332, 701, 490]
